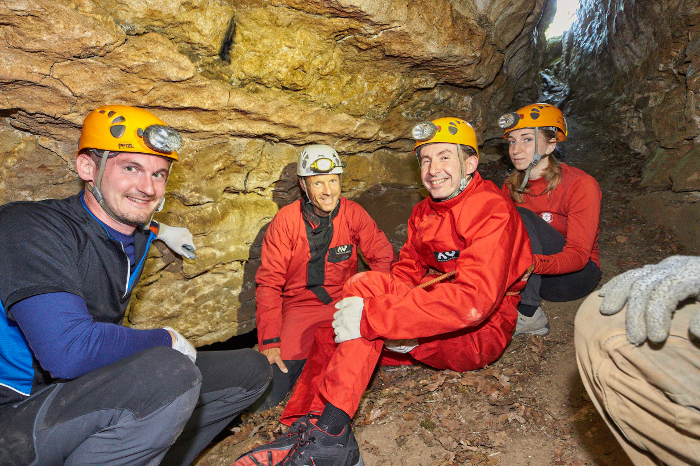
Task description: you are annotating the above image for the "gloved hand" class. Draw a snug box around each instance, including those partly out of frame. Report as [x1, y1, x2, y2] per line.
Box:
[385, 339, 418, 353]
[156, 223, 196, 259]
[598, 255, 700, 345]
[164, 326, 197, 363]
[333, 296, 364, 344]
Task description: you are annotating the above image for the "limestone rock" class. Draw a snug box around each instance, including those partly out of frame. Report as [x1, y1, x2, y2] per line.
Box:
[555, 0, 700, 200]
[352, 186, 424, 251]
[0, 128, 81, 204]
[641, 142, 692, 189]
[0, 0, 548, 343]
[130, 194, 280, 344]
[105, 0, 235, 57]
[670, 145, 700, 192]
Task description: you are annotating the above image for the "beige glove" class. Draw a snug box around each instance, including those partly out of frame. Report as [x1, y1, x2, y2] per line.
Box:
[156, 223, 196, 259]
[599, 256, 700, 344]
[164, 326, 197, 363]
[333, 297, 364, 343]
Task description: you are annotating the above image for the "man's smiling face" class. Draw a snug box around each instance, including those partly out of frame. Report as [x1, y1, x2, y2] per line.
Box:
[97, 151, 170, 228]
[419, 143, 465, 199]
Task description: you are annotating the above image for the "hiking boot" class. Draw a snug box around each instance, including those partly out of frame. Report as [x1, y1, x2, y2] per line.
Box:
[513, 307, 550, 337]
[233, 414, 319, 466]
[278, 420, 363, 466]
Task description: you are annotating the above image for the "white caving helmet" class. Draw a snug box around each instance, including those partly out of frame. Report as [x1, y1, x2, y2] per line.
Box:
[297, 144, 344, 177]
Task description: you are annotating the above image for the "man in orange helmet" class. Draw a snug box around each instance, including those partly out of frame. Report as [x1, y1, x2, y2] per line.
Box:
[0, 105, 270, 465]
[235, 118, 532, 466]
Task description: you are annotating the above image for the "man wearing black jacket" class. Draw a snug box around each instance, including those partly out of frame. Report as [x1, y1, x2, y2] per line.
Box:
[0, 105, 270, 465]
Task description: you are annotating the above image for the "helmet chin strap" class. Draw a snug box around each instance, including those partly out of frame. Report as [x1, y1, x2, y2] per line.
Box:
[146, 163, 171, 225]
[441, 145, 472, 201]
[516, 127, 546, 193]
[85, 150, 123, 224]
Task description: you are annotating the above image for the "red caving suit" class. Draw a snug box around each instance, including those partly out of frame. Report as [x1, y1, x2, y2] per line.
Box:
[256, 197, 395, 361]
[281, 172, 533, 424]
[502, 163, 601, 275]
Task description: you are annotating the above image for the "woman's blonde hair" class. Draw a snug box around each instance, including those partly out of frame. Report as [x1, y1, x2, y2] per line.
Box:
[504, 129, 562, 204]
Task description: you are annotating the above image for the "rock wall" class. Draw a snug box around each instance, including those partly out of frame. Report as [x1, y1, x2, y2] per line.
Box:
[554, 0, 700, 190]
[547, 0, 700, 251]
[0, 0, 549, 344]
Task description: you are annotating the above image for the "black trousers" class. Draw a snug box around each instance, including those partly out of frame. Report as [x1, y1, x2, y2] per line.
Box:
[0, 346, 271, 466]
[249, 358, 306, 414]
[517, 207, 602, 307]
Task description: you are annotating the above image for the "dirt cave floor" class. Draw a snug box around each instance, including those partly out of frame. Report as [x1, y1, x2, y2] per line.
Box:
[194, 121, 693, 466]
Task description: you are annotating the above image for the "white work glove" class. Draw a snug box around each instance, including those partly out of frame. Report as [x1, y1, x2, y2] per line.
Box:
[164, 326, 197, 363]
[156, 223, 196, 260]
[385, 339, 418, 354]
[333, 297, 364, 343]
[598, 256, 700, 345]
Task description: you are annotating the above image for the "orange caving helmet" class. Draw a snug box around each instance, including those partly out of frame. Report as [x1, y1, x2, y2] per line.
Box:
[412, 117, 479, 158]
[78, 105, 181, 161]
[499, 103, 567, 142]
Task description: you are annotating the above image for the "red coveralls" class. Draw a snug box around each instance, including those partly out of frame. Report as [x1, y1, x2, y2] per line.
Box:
[502, 163, 601, 275]
[256, 197, 395, 361]
[281, 172, 533, 424]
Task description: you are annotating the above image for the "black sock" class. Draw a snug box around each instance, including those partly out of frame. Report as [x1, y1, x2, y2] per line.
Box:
[518, 303, 539, 317]
[316, 403, 351, 435]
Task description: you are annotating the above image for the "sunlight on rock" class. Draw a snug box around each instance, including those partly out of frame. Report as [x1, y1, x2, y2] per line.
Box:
[545, 0, 581, 39]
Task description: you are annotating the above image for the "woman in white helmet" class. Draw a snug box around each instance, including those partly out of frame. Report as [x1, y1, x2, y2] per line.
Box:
[500, 103, 602, 336]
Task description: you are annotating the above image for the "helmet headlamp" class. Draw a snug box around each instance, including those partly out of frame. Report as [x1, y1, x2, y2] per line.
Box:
[141, 125, 182, 154]
[500, 104, 568, 142]
[310, 157, 337, 173]
[498, 112, 520, 130]
[412, 121, 438, 141]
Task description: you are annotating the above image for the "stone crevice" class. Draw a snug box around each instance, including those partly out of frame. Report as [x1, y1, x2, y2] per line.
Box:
[272, 3, 383, 28]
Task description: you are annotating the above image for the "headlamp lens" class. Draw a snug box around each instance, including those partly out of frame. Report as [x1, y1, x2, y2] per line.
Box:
[310, 158, 335, 173]
[142, 125, 182, 153]
[412, 122, 438, 141]
[498, 112, 519, 130]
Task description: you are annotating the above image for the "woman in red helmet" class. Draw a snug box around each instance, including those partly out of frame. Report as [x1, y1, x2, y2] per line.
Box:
[500, 103, 602, 336]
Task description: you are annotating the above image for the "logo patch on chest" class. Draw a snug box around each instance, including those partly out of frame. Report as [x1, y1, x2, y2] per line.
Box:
[434, 250, 460, 262]
[541, 212, 553, 223]
[328, 244, 353, 263]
